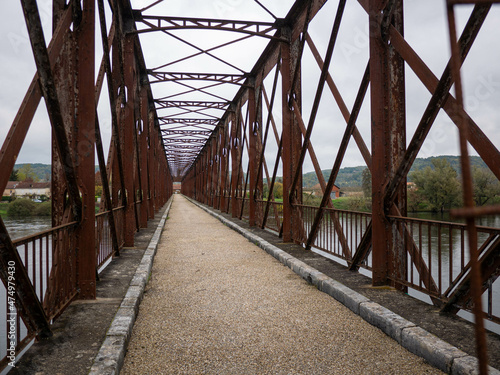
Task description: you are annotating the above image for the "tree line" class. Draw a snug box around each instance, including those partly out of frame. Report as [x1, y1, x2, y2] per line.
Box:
[362, 158, 500, 213]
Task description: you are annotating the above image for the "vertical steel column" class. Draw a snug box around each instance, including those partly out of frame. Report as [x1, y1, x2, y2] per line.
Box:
[369, 0, 406, 286]
[139, 87, 149, 227]
[248, 85, 259, 226]
[147, 110, 155, 217]
[210, 139, 219, 208]
[203, 150, 208, 205]
[281, 37, 293, 241]
[446, 3, 488, 372]
[51, 0, 75, 230]
[230, 110, 239, 217]
[123, 35, 137, 246]
[214, 132, 221, 210]
[75, 0, 96, 298]
[110, 27, 125, 221]
[387, 1, 407, 290]
[370, 0, 389, 286]
[281, 33, 302, 242]
[206, 142, 212, 206]
[220, 121, 228, 212]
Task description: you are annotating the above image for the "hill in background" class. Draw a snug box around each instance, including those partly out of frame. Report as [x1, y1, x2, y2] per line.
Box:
[302, 155, 487, 188]
[14, 155, 488, 188]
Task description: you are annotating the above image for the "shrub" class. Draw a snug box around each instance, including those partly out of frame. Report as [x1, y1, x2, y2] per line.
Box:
[34, 202, 51, 216]
[7, 199, 36, 217]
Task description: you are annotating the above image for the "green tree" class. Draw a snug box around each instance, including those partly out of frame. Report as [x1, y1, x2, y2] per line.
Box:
[34, 202, 51, 216]
[9, 169, 19, 181]
[273, 182, 283, 200]
[18, 164, 38, 181]
[7, 199, 36, 217]
[407, 188, 425, 212]
[411, 158, 461, 212]
[472, 166, 500, 206]
[361, 168, 371, 198]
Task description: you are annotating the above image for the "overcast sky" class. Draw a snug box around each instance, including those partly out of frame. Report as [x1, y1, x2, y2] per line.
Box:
[0, 0, 499, 176]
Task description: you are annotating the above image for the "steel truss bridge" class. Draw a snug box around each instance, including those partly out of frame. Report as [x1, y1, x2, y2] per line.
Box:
[0, 0, 499, 373]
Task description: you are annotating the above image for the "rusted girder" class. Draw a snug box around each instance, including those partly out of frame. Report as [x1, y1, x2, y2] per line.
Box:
[289, 0, 346, 203]
[383, 4, 492, 212]
[155, 100, 230, 110]
[0, 0, 73, 200]
[167, 149, 201, 155]
[132, 14, 281, 39]
[446, 2, 488, 372]
[149, 72, 248, 86]
[303, 63, 370, 252]
[159, 118, 219, 126]
[21, 0, 83, 221]
[163, 138, 206, 144]
[162, 129, 212, 136]
[166, 144, 204, 150]
[253, 55, 280, 201]
[305, 35, 372, 170]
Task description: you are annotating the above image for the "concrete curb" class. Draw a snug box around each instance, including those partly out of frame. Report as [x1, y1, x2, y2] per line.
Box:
[88, 197, 173, 375]
[185, 196, 499, 375]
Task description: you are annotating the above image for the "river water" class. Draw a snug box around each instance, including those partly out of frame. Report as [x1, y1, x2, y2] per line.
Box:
[2, 216, 52, 240]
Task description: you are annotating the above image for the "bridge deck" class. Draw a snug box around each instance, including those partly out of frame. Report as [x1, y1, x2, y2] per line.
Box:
[121, 195, 441, 374]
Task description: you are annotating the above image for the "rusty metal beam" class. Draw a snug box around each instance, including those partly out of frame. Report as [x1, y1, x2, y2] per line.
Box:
[304, 63, 369, 251]
[253, 56, 280, 201]
[369, 0, 404, 286]
[155, 100, 230, 110]
[0, 2, 73, 200]
[384, 4, 492, 212]
[159, 118, 219, 126]
[75, 0, 97, 299]
[162, 129, 212, 136]
[133, 14, 280, 39]
[21, 0, 83, 221]
[446, 2, 488, 371]
[289, 0, 346, 204]
[305, 35, 372, 170]
[149, 72, 248, 85]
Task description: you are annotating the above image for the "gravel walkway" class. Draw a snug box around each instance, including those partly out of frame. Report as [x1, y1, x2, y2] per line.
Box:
[121, 195, 442, 374]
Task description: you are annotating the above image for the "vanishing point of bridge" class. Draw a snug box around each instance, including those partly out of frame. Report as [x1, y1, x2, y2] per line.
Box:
[0, 0, 500, 373]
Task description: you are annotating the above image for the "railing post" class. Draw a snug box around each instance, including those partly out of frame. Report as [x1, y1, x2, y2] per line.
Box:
[369, 0, 407, 287]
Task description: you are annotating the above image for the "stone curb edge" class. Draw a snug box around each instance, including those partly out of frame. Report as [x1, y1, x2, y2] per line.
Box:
[88, 196, 174, 375]
[185, 196, 499, 375]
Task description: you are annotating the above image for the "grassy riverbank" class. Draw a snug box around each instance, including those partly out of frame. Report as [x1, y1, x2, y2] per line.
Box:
[0, 202, 8, 216]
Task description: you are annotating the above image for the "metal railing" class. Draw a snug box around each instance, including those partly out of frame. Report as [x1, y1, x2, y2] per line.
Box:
[96, 206, 125, 269]
[0, 221, 78, 365]
[389, 215, 500, 322]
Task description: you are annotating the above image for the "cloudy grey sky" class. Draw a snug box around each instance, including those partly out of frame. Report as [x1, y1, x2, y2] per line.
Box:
[0, 0, 499, 176]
